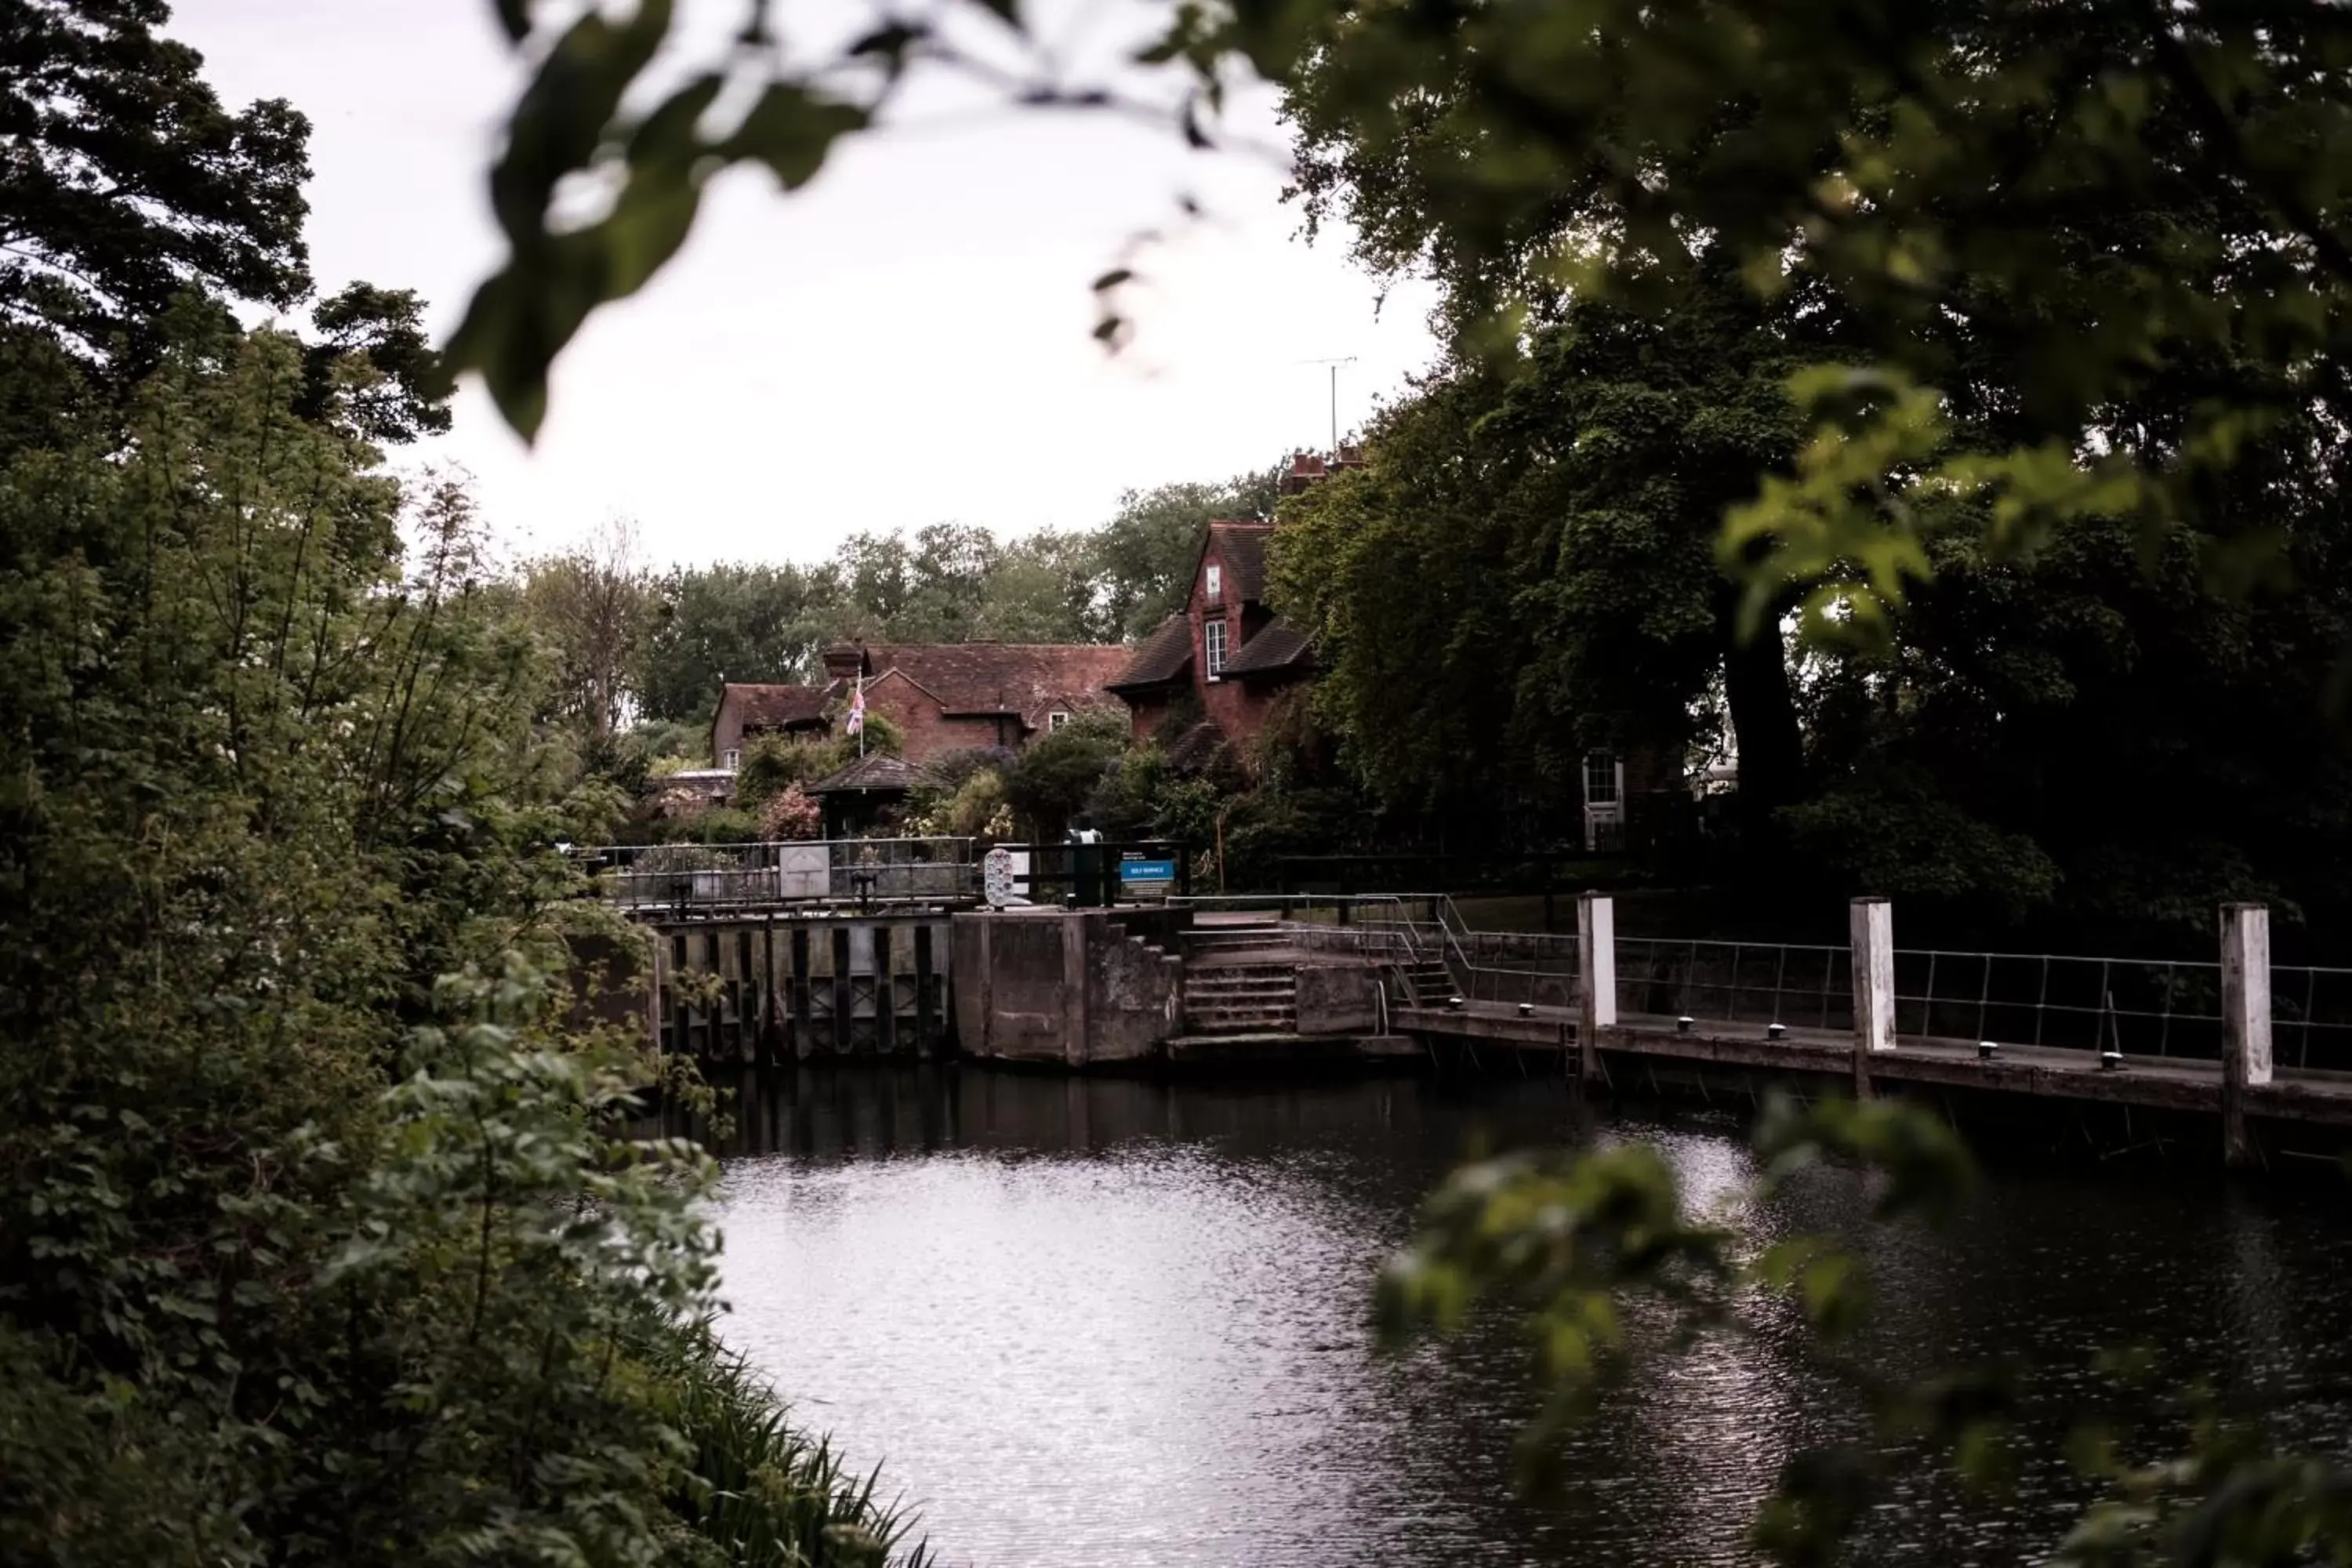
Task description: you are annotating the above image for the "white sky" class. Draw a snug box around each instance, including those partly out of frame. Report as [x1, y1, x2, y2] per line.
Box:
[166, 0, 1439, 566]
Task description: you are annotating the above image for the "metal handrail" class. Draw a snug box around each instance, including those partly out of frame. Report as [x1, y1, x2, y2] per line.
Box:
[588, 836, 980, 911]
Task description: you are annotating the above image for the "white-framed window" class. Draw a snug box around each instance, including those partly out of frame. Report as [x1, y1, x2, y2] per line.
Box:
[1205, 562, 1222, 601]
[1584, 748, 1621, 805]
[1203, 618, 1228, 679]
[1583, 747, 1627, 851]
[723, 748, 742, 771]
[1047, 710, 1071, 731]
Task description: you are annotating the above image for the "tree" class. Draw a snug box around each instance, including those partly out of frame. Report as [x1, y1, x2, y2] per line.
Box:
[637, 560, 843, 723]
[1274, 261, 1820, 837]
[0, 314, 932, 1568]
[1003, 708, 1130, 837]
[294, 280, 452, 444]
[458, 0, 2352, 637]
[0, 2, 452, 441]
[979, 526, 1101, 642]
[0, 0, 311, 368]
[520, 515, 653, 743]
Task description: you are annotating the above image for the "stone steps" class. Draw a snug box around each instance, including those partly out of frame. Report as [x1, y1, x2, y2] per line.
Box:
[1183, 946, 1303, 968]
[1185, 973, 1297, 996]
[1184, 1010, 1301, 1036]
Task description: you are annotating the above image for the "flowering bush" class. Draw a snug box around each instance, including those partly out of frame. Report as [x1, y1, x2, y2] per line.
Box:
[758, 782, 822, 840]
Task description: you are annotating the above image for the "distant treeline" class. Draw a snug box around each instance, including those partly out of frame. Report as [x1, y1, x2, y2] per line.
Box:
[515, 474, 1274, 732]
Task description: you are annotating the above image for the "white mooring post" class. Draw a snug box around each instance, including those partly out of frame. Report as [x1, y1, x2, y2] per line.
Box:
[1577, 892, 1617, 1083]
[2220, 902, 2273, 1168]
[1850, 898, 1896, 1094]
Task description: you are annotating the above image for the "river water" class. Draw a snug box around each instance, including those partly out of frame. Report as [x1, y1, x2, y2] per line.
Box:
[695, 1066, 2352, 1567]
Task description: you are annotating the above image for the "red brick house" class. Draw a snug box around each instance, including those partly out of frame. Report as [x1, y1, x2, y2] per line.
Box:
[711, 641, 1133, 769]
[1108, 449, 1356, 749]
[1108, 520, 1318, 749]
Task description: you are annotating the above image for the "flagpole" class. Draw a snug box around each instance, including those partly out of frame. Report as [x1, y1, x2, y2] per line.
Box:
[856, 673, 866, 758]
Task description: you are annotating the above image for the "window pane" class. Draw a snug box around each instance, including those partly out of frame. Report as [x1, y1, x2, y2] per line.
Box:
[1584, 749, 1619, 804]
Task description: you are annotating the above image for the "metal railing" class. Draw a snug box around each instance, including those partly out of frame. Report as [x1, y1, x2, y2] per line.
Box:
[1448, 928, 1581, 1008]
[1616, 938, 1855, 1032]
[590, 837, 979, 911]
[2272, 964, 2352, 1072]
[1162, 891, 1578, 1008]
[1890, 948, 2223, 1060]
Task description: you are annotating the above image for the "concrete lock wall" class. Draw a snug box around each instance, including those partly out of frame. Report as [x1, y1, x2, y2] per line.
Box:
[953, 911, 1068, 1062]
[951, 909, 1186, 1065]
[1295, 964, 1378, 1034]
[1086, 919, 1183, 1063]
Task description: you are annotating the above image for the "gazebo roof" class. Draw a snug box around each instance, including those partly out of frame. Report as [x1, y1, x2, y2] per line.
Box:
[805, 752, 934, 795]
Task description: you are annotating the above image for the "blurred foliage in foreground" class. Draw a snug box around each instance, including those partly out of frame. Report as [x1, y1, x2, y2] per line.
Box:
[464, 0, 2352, 639]
[1380, 1096, 2352, 1565]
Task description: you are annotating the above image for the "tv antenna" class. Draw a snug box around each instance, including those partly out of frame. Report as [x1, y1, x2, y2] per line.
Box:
[1298, 356, 1359, 451]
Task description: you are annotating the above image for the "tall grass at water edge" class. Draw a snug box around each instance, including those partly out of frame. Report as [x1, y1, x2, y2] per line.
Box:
[652, 1321, 936, 1567]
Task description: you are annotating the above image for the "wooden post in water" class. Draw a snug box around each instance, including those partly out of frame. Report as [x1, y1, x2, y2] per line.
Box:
[2220, 902, 2272, 1169]
[1850, 898, 1896, 1096]
[1577, 892, 1616, 1084]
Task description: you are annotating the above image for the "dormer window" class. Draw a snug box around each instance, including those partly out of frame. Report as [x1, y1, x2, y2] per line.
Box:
[1048, 710, 1070, 731]
[1204, 618, 1228, 679]
[723, 748, 742, 771]
[1205, 563, 1222, 602]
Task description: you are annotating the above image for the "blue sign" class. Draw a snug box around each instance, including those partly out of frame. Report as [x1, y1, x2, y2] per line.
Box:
[1119, 858, 1177, 884]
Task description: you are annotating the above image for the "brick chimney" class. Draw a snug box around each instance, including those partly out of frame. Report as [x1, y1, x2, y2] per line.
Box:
[821, 642, 867, 683]
[1278, 449, 1327, 495]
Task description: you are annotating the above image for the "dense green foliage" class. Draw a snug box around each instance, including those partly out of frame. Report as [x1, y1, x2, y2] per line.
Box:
[0, 314, 927, 1568]
[1272, 7, 2352, 941]
[2, 0, 448, 435]
[0, 8, 929, 1560]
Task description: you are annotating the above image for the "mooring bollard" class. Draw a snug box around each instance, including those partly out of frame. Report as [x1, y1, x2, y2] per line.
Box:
[1978, 1040, 2000, 1060]
[1676, 1014, 1694, 1033]
[1765, 1022, 1787, 1041]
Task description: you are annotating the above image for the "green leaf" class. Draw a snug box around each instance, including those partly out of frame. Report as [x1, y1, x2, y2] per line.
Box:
[724, 85, 868, 190]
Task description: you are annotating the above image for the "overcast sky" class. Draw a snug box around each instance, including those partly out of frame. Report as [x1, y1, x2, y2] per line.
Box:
[166, 0, 1439, 566]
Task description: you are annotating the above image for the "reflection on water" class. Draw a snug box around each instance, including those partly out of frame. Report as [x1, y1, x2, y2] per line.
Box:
[689, 1067, 2352, 1567]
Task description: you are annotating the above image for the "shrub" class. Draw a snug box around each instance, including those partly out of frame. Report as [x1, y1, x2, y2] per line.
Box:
[1004, 724, 1123, 837]
[758, 782, 822, 841]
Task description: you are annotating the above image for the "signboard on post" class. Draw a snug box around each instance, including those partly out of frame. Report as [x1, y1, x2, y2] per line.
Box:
[1118, 855, 1178, 899]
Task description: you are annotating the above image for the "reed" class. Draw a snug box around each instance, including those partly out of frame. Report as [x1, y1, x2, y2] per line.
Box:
[652, 1320, 935, 1567]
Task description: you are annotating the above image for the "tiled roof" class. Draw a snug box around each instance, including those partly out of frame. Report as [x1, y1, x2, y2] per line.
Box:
[861, 642, 1134, 729]
[1108, 613, 1193, 691]
[1221, 618, 1314, 677]
[1207, 521, 1274, 602]
[807, 752, 935, 794]
[724, 682, 832, 728]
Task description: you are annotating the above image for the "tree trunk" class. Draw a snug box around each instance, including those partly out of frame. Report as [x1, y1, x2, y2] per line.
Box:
[1715, 586, 1806, 840]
